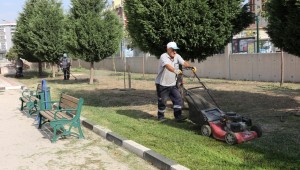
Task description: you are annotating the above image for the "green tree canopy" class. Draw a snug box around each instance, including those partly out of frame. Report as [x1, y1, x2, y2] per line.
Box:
[14, 0, 65, 62]
[5, 46, 18, 61]
[266, 0, 300, 57]
[66, 0, 123, 84]
[13, 0, 65, 75]
[125, 0, 254, 61]
[13, 0, 40, 63]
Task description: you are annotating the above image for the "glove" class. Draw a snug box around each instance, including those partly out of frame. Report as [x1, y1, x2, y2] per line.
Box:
[174, 69, 182, 75]
[192, 66, 197, 73]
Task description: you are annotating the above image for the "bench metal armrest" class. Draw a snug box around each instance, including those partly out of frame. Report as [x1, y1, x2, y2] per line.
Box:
[28, 95, 39, 102]
[22, 89, 35, 98]
[54, 109, 77, 119]
[41, 101, 59, 104]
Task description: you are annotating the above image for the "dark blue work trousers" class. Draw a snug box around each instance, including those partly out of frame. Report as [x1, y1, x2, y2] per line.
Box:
[156, 84, 182, 119]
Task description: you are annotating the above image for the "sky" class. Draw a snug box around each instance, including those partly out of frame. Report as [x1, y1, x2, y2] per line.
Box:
[0, 0, 73, 23]
[0, 0, 247, 24]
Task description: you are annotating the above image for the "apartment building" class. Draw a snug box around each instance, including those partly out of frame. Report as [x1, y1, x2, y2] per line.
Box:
[111, 0, 123, 9]
[0, 22, 16, 57]
[232, 0, 276, 54]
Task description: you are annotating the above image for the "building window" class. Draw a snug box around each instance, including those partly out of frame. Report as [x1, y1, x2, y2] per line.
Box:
[0, 43, 6, 50]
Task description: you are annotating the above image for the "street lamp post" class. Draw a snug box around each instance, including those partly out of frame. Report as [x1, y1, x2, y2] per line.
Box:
[256, 15, 260, 53]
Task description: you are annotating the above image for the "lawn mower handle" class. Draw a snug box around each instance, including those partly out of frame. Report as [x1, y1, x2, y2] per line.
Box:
[183, 67, 221, 109]
[183, 67, 205, 87]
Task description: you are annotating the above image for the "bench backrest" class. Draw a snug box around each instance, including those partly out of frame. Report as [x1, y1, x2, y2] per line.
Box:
[36, 84, 42, 93]
[59, 93, 84, 116]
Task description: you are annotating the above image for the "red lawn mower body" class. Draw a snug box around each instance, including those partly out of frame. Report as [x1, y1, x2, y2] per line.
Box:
[180, 69, 262, 145]
[209, 121, 258, 144]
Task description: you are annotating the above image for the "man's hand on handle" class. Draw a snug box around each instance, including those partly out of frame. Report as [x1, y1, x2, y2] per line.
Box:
[192, 67, 197, 73]
[174, 69, 182, 75]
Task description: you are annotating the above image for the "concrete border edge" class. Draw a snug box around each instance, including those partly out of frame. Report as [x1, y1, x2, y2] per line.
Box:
[87, 123, 190, 170]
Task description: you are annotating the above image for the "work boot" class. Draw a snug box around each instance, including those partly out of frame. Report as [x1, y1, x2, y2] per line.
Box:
[158, 116, 166, 122]
[175, 115, 187, 122]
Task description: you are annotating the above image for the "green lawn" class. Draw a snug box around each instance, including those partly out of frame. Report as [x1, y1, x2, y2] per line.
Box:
[14, 69, 300, 170]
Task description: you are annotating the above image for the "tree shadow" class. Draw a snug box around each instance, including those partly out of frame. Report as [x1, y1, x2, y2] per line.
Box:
[47, 78, 97, 85]
[4, 70, 51, 79]
[257, 84, 300, 96]
[56, 88, 157, 107]
[115, 109, 200, 132]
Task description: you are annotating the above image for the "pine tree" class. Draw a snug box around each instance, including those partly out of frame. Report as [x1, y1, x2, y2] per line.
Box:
[5, 46, 18, 61]
[66, 0, 123, 84]
[266, 0, 300, 57]
[13, 0, 65, 76]
[125, 0, 254, 61]
[13, 0, 40, 63]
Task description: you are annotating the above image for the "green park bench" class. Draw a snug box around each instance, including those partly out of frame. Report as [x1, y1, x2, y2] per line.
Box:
[19, 84, 45, 115]
[38, 93, 84, 143]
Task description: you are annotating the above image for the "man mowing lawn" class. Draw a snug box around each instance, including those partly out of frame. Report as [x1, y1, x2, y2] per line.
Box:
[155, 41, 196, 122]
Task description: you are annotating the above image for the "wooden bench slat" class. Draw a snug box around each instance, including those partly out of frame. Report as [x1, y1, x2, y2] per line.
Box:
[21, 97, 30, 102]
[21, 96, 40, 102]
[60, 100, 78, 109]
[61, 94, 79, 103]
[40, 110, 54, 121]
[56, 112, 72, 120]
[40, 110, 72, 121]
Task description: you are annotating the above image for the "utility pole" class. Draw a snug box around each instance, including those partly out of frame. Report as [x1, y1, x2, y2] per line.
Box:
[280, 50, 284, 86]
[120, 0, 126, 89]
[256, 15, 260, 53]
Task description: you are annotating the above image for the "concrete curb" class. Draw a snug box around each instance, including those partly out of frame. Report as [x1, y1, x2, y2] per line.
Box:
[0, 85, 24, 91]
[80, 116, 190, 170]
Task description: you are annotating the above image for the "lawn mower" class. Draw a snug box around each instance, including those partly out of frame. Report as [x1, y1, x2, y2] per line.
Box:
[178, 68, 262, 145]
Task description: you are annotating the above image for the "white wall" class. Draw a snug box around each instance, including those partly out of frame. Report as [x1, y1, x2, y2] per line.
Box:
[26, 53, 300, 83]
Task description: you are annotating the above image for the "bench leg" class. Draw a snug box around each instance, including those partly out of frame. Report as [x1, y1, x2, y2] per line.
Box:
[20, 100, 24, 111]
[68, 120, 84, 139]
[29, 105, 38, 115]
[38, 113, 42, 129]
[26, 102, 34, 114]
[77, 124, 84, 139]
[51, 126, 58, 143]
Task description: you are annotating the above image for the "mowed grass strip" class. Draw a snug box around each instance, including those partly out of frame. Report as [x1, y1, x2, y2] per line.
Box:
[15, 69, 300, 170]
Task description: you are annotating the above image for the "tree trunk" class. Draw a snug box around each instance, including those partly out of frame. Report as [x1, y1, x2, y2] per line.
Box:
[112, 56, 117, 74]
[128, 64, 131, 89]
[89, 61, 94, 84]
[142, 53, 145, 78]
[280, 50, 284, 86]
[52, 62, 55, 78]
[121, 40, 126, 89]
[78, 59, 81, 68]
[38, 62, 43, 77]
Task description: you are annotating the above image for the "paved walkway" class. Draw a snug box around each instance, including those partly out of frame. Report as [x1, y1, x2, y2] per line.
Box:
[0, 83, 156, 169]
[0, 75, 23, 90]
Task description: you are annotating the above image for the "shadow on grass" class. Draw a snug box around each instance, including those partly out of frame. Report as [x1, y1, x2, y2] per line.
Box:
[4, 70, 51, 79]
[58, 88, 157, 107]
[115, 109, 200, 132]
[47, 78, 97, 85]
[51, 83, 299, 118]
[257, 84, 300, 95]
